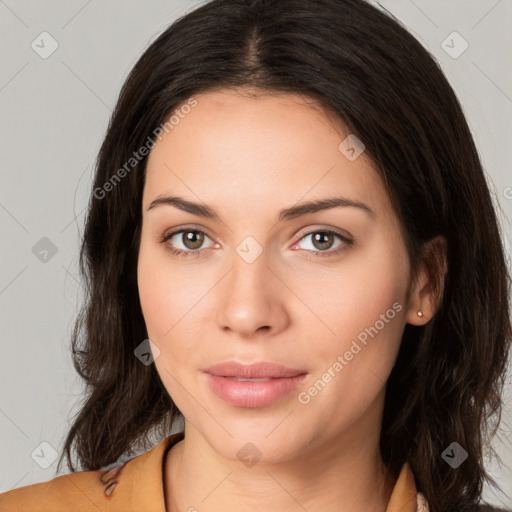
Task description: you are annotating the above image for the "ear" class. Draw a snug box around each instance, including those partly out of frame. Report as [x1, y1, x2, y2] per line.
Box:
[406, 235, 448, 326]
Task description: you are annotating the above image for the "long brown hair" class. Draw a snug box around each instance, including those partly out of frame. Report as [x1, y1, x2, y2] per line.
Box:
[57, 1, 512, 510]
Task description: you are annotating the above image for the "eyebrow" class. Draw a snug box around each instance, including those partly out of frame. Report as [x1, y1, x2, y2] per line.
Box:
[146, 195, 376, 222]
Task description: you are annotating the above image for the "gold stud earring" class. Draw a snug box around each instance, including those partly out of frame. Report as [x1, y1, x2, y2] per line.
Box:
[417, 310, 423, 317]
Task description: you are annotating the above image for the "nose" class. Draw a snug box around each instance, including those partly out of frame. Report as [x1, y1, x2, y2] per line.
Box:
[214, 247, 290, 339]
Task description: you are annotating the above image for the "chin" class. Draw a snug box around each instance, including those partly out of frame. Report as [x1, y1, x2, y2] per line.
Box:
[200, 422, 312, 466]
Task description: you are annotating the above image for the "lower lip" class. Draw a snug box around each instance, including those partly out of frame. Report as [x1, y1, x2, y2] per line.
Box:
[205, 373, 308, 408]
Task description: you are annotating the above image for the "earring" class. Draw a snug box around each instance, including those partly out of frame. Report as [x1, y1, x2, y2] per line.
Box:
[417, 310, 424, 317]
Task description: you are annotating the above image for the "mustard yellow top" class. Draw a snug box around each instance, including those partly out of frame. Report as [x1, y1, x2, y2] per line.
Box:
[0, 431, 428, 511]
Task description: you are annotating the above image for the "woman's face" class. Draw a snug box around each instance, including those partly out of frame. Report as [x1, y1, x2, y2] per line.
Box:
[137, 89, 421, 464]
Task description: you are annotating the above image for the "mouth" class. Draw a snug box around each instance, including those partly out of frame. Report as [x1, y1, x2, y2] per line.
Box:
[204, 361, 307, 379]
[203, 361, 308, 408]
[228, 377, 275, 382]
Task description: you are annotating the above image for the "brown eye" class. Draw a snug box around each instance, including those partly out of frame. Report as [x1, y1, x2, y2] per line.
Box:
[160, 228, 215, 260]
[292, 229, 352, 258]
[311, 232, 336, 251]
[180, 230, 205, 250]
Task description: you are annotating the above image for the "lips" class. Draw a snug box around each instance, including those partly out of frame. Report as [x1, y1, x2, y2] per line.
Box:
[204, 361, 308, 408]
[204, 361, 306, 379]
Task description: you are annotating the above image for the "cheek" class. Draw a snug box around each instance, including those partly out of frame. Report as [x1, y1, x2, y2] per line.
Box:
[137, 238, 199, 341]
[308, 249, 407, 350]
[298, 278, 406, 432]
[137, 241, 202, 407]
[298, 240, 409, 408]
[137, 256, 170, 341]
[137, 237, 213, 399]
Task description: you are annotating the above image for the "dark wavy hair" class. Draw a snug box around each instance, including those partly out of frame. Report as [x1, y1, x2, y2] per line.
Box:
[56, 0, 512, 510]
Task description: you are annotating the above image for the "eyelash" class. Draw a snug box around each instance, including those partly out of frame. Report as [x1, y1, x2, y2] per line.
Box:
[159, 227, 353, 260]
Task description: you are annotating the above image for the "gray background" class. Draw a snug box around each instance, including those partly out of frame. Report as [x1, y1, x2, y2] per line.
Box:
[1, 0, 511, 506]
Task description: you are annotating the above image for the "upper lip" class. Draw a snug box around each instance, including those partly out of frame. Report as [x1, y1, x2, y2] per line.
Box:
[204, 361, 307, 379]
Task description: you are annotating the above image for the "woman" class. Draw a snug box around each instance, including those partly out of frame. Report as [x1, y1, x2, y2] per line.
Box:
[1, 0, 510, 511]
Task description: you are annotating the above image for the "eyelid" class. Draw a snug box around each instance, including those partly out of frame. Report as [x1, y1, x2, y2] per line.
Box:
[293, 225, 352, 244]
[161, 223, 215, 241]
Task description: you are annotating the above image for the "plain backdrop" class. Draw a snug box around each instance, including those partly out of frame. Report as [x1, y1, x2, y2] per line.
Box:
[1, 0, 511, 507]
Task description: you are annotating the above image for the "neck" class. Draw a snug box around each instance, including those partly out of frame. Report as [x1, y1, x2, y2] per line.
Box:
[164, 423, 395, 512]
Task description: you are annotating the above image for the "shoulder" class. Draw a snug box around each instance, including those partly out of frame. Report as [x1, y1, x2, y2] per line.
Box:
[0, 459, 131, 512]
[0, 432, 183, 512]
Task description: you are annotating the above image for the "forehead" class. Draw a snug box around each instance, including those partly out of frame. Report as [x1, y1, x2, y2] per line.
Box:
[142, 89, 394, 224]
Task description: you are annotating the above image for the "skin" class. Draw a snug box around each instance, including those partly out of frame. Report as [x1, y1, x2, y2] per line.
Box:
[137, 87, 441, 512]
